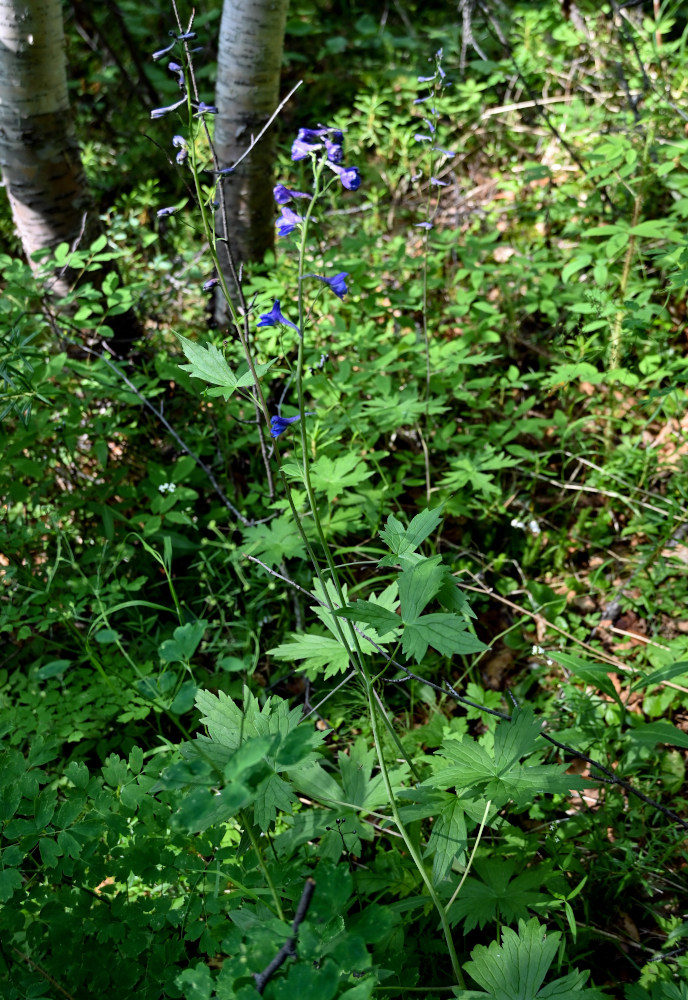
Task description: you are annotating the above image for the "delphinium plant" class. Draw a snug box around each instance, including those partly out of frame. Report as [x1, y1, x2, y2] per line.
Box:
[140, 16, 614, 999]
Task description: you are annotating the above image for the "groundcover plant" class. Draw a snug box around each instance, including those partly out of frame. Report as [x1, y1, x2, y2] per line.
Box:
[1, 2, 688, 998]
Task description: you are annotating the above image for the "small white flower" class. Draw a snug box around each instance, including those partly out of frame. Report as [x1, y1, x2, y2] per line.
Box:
[511, 517, 526, 530]
[158, 482, 176, 494]
[532, 644, 545, 656]
[528, 519, 541, 536]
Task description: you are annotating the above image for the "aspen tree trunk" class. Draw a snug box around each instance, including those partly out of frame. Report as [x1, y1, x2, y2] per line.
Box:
[213, 0, 289, 322]
[0, 0, 137, 354]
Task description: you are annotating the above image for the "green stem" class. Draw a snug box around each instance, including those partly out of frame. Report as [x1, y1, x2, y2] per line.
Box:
[366, 676, 466, 989]
[241, 812, 284, 921]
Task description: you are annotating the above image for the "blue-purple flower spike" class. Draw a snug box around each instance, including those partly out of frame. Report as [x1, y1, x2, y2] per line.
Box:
[276, 206, 303, 236]
[270, 414, 302, 439]
[310, 272, 349, 299]
[257, 301, 300, 334]
[273, 184, 311, 206]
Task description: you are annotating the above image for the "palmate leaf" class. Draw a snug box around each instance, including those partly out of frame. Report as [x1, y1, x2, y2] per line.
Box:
[401, 613, 487, 662]
[267, 632, 351, 679]
[455, 917, 606, 1000]
[447, 859, 550, 931]
[310, 452, 373, 504]
[424, 708, 590, 808]
[176, 334, 276, 399]
[379, 505, 444, 561]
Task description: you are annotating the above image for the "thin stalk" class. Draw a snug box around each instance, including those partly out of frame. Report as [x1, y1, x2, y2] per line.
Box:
[366, 675, 466, 989]
[446, 798, 491, 910]
[241, 812, 285, 921]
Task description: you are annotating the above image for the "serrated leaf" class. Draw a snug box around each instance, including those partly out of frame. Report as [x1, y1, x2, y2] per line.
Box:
[398, 556, 446, 621]
[310, 453, 373, 504]
[177, 334, 276, 399]
[267, 632, 351, 678]
[426, 798, 467, 884]
[379, 505, 444, 557]
[401, 613, 487, 662]
[448, 860, 549, 932]
[333, 600, 401, 637]
[459, 917, 602, 1000]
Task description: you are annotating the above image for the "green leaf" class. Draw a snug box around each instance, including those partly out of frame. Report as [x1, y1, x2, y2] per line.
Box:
[267, 632, 351, 679]
[627, 721, 688, 750]
[630, 660, 688, 692]
[401, 613, 487, 662]
[0, 868, 23, 902]
[448, 860, 549, 932]
[379, 505, 444, 558]
[398, 556, 446, 621]
[333, 600, 401, 637]
[177, 334, 275, 399]
[271, 958, 339, 1000]
[561, 254, 592, 283]
[627, 219, 672, 238]
[176, 961, 213, 1000]
[310, 453, 373, 504]
[458, 917, 604, 999]
[426, 798, 467, 884]
[159, 621, 207, 663]
[242, 514, 307, 568]
[548, 651, 624, 710]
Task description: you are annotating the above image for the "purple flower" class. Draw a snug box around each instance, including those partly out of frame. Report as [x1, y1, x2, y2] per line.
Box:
[415, 222, 434, 230]
[151, 97, 186, 119]
[276, 206, 303, 236]
[270, 414, 302, 439]
[203, 277, 219, 291]
[273, 184, 310, 205]
[297, 127, 328, 142]
[152, 39, 176, 61]
[309, 272, 349, 299]
[270, 410, 316, 439]
[326, 164, 361, 191]
[325, 138, 344, 163]
[430, 177, 448, 187]
[177, 31, 197, 41]
[194, 102, 217, 116]
[414, 133, 433, 143]
[257, 301, 300, 334]
[291, 138, 322, 161]
[157, 206, 178, 217]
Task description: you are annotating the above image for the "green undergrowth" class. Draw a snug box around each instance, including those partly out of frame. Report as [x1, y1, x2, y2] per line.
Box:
[2, 2, 688, 998]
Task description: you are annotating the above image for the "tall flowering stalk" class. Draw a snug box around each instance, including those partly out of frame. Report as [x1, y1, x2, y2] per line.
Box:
[412, 50, 455, 501]
[151, 29, 465, 984]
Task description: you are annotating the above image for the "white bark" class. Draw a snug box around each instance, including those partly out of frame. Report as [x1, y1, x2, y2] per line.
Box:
[214, 0, 289, 318]
[0, 0, 96, 293]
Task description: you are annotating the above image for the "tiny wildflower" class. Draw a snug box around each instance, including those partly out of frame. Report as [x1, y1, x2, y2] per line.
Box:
[414, 133, 433, 143]
[430, 177, 449, 187]
[415, 222, 434, 230]
[324, 138, 344, 163]
[158, 482, 176, 494]
[151, 97, 186, 119]
[270, 411, 316, 439]
[276, 205, 303, 236]
[326, 163, 361, 190]
[270, 414, 302, 439]
[152, 38, 176, 61]
[257, 301, 300, 334]
[273, 184, 310, 205]
[203, 277, 219, 291]
[291, 138, 322, 161]
[194, 102, 217, 116]
[157, 206, 178, 217]
[305, 272, 349, 299]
